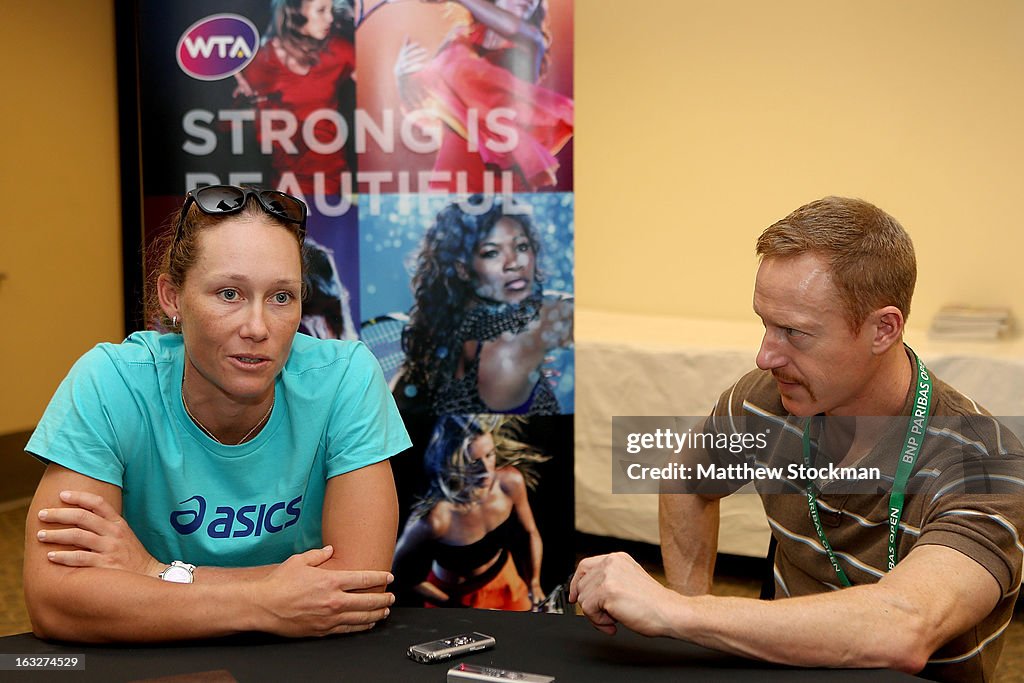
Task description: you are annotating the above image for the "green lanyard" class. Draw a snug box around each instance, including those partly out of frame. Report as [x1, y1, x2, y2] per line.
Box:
[801, 350, 933, 586]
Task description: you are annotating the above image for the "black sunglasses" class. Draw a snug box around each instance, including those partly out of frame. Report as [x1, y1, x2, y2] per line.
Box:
[174, 185, 307, 245]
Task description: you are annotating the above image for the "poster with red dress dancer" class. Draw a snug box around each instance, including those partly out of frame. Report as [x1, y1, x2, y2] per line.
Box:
[355, 0, 574, 194]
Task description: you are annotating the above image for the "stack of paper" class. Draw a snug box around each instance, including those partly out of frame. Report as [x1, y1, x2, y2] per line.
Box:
[929, 305, 1014, 341]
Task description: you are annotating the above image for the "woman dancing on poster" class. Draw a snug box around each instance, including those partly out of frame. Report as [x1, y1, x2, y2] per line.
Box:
[394, 414, 548, 609]
[398, 195, 573, 415]
[393, 0, 574, 192]
[233, 0, 356, 195]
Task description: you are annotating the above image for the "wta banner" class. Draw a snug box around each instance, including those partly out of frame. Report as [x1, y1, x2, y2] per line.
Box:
[117, 0, 575, 612]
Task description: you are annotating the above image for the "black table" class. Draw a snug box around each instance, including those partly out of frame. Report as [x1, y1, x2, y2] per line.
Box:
[0, 608, 918, 682]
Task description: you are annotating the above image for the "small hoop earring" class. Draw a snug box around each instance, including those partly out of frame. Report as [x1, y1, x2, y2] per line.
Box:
[172, 316, 178, 328]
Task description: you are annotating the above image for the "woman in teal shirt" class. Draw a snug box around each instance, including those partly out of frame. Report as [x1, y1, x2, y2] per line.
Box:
[24, 186, 410, 642]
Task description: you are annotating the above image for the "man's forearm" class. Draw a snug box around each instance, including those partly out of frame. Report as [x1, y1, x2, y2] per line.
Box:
[574, 544, 997, 675]
[665, 584, 929, 672]
[659, 493, 720, 595]
[658, 504, 926, 670]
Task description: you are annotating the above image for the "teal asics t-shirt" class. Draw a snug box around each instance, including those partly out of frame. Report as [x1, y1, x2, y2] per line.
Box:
[26, 331, 411, 568]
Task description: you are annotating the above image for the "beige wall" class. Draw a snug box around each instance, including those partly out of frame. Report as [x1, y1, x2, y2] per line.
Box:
[3, 0, 1022, 433]
[576, 0, 1024, 325]
[2, 2, 123, 434]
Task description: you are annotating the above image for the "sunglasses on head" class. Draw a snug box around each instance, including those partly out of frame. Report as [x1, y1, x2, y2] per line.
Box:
[174, 185, 308, 246]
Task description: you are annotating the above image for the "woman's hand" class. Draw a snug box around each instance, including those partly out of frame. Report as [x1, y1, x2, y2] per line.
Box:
[394, 37, 431, 109]
[301, 314, 335, 340]
[394, 37, 429, 76]
[232, 72, 255, 100]
[255, 545, 395, 637]
[36, 490, 164, 577]
[529, 579, 545, 605]
[413, 579, 453, 606]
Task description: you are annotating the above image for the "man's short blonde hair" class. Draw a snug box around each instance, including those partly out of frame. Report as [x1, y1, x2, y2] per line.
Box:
[756, 196, 917, 331]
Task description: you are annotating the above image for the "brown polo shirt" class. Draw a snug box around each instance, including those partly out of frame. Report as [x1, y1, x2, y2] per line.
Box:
[696, 353, 1024, 681]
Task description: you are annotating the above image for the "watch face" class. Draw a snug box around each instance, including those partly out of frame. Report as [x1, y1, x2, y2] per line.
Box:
[161, 565, 194, 583]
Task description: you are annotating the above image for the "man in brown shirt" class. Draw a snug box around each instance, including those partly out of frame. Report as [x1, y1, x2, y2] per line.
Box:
[570, 197, 1024, 681]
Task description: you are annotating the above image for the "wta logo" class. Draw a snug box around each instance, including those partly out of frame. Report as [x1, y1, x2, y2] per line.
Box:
[176, 14, 259, 81]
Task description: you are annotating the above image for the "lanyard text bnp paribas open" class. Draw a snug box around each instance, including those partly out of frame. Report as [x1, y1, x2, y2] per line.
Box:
[801, 351, 933, 586]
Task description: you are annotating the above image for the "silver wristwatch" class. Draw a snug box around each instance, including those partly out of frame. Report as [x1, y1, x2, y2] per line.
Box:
[159, 560, 196, 584]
